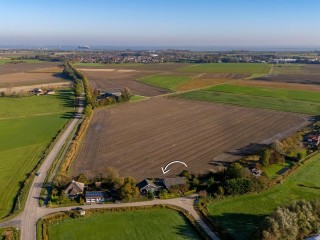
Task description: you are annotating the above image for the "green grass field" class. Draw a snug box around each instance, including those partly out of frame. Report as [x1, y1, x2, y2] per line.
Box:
[208, 84, 320, 103]
[47, 208, 201, 240]
[271, 64, 303, 75]
[207, 153, 320, 240]
[0, 90, 74, 219]
[139, 75, 191, 90]
[178, 84, 320, 115]
[178, 63, 271, 75]
[264, 162, 291, 178]
[0, 59, 45, 64]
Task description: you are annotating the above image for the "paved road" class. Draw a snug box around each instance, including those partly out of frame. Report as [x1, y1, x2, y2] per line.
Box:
[20, 97, 84, 240]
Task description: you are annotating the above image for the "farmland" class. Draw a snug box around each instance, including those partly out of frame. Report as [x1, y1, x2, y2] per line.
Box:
[177, 63, 271, 75]
[46, 208, 201, 240]
[76, 62, 274, 95]
[0, 90, 74, 219]
[207, 152, 320, 240]
[0, 62, 69, 90]
[71, 97, 308, 180]
[256, 64, 320, 85]
[139, 75, 191, 90]
[178, 84, 320, 115]
[78, 68, 169, 96]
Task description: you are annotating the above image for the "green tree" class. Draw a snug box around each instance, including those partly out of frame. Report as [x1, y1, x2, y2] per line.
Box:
[260, 148, 271, 167]
[84, 104, 93, 117]
[119, 177, 139, 201]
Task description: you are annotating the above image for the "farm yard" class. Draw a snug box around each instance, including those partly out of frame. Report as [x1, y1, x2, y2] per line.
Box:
[45, 208, 201, 240]
[0, 90, 74, 219]
[71, 97, 308, 180]
[207, 152, 320, 240]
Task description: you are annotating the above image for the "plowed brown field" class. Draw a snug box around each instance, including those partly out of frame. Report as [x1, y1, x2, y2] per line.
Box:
[79, 69, 170, 96]
[72, 98, 309, 180]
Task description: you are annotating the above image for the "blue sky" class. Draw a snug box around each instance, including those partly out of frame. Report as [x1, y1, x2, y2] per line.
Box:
[0, 0, 319, 46]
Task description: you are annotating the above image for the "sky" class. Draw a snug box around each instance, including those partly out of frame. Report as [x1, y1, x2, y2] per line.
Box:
[0, 0, 320, 47]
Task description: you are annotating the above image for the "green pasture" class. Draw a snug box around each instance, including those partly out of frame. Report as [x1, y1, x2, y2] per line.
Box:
[178, 63, 271, 75]
[0, 90, 74, 219]
[139, 75, 191, 90]
[0, 59, 45, 64]
[207, 84, 320, 103]
[271, 64, 303, 75]
[47, 208, 201, 240]
[207, 153, 320, 239]
[178, 84, 320, 115]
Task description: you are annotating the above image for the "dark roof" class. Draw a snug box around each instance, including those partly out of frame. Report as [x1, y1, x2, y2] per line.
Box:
[137, 179, 158, 190]
[65, 181, 84, 196]
[85, 191, 105, 198]
[163, 177, 186, 189]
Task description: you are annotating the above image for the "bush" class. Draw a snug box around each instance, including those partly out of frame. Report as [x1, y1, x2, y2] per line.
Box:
[224, 178, 253, 195]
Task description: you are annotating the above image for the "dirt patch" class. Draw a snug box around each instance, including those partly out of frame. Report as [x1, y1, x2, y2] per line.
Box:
[0, 62, 61, 75]
[72, 98, 309, 180]
[0, 72, 68, 88]
[255, 74, 320, 85]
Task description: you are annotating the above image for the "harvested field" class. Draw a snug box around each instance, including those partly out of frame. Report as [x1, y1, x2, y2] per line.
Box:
[0, 62, 61, 75]
[72, 98, 309, 180]
[234, 79, 320, 92]
[0, 72, 67, 88]
[255, 74, 320, 85]
[80, 69, 170, 96]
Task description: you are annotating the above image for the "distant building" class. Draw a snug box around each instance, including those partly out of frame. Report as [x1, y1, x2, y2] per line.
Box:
[65, 180, 85, 199]
[85, 191, 105, 203]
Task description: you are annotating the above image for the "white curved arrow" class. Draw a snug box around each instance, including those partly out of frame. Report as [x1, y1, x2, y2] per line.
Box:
[161, 161, 188, 174]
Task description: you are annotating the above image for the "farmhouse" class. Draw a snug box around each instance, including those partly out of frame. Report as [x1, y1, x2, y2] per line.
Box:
[32, 88, 43, 95]
[137, 179, 162, 194]
[97, 91, 122, 100]
[137, 177, 186, 194]
[65, 180, 85, 199]
[85, 191, 105, 203]
[163, 177, 187, 189]
[307, 134, 320, 147]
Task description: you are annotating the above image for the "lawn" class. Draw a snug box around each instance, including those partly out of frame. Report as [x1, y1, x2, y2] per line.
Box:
[47, 208, 201, 240]
[178, 63, 271, 75]
[207, 153, 320, 240]
[139, 75, 191, 90]
[208, 84, 320, 103]
[264, 161, 291, 178]
[0, 90, 74, 219]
